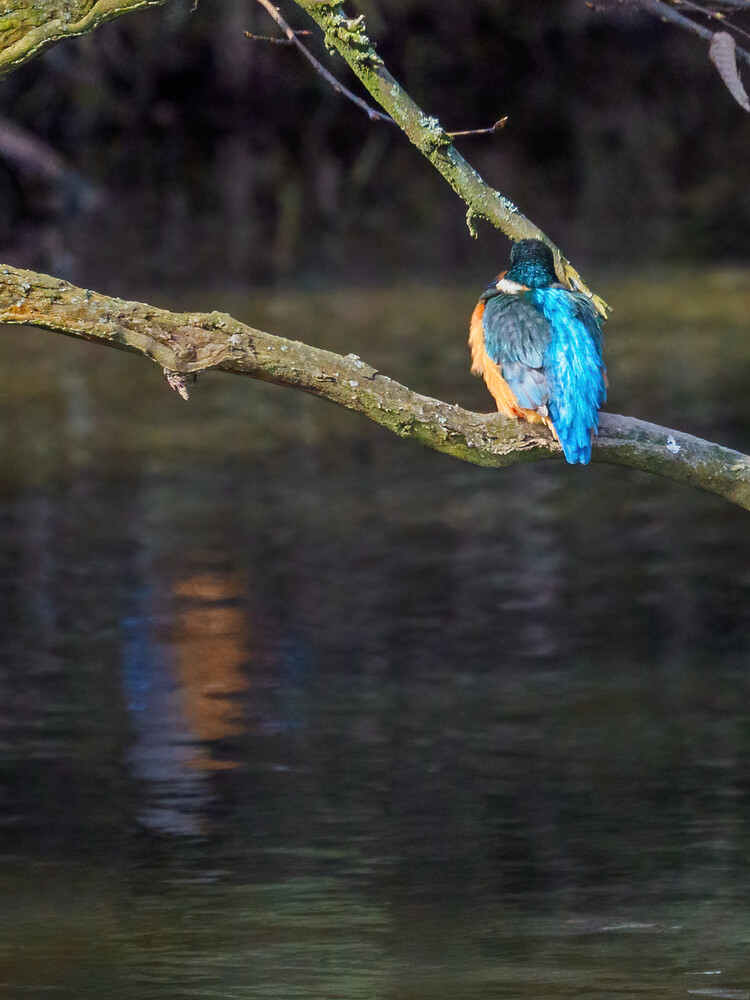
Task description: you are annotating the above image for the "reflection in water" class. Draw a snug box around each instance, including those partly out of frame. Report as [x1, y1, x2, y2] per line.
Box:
[123, 569, 253, 834]
[0, 274, 750, 997]
[169, 571, 249, 749]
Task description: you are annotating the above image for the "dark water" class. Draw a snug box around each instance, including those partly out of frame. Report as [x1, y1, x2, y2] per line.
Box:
[1, 272, 750, 999]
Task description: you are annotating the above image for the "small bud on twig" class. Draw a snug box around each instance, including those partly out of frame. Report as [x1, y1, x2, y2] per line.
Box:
[449, 117, 508, 139]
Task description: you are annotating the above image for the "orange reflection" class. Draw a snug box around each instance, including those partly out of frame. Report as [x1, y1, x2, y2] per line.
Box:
[167, 569, 251, 768]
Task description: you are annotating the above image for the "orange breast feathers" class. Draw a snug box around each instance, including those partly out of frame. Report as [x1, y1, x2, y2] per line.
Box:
[468, 297, 551, 430]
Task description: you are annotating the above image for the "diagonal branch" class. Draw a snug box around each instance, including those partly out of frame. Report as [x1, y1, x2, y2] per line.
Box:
[632, 0, 750, 66]
[0, 0, 170, 76]
[674, 0, 750, 46]
[289, 0, 609, 316]
[2, 264, 750, 510]
[252, 2, 507, 139]
[251, 0, 395, 124]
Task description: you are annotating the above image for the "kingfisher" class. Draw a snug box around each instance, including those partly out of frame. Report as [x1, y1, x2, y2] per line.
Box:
[469, 239, 607, 465]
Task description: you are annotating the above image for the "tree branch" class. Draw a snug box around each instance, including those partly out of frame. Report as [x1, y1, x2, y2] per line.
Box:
[448, 118, 509, 139]
[0, 0, 170, 76]
[632, 0, 750, 66]
[289, 0, 608, 316]
[3, 3, 748, 509]
[2, 264, 750, 510]
[0, 0, 602, 313]
[251, 0, 395, 124]
[675, 0, 750, 46]
[252, 1, 507, 138]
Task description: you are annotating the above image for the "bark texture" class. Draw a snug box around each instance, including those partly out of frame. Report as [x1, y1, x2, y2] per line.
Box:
[291, 0, 609, 315]
[0, 0, 169, 74]
[2, 264, 749, 509]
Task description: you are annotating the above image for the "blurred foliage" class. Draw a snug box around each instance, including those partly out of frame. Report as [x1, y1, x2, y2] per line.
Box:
[0, 0, 749, 287]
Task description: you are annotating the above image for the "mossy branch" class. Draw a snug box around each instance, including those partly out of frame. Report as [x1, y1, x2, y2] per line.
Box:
[0, 0, 169, 75]
[1, 0, 600, 313]
[289, 0, 608, 316]
[2, 264, 750, 510]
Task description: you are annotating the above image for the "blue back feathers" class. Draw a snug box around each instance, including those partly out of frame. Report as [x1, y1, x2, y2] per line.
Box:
[481, 239, 606, 465]
[532, 287, 606, 464]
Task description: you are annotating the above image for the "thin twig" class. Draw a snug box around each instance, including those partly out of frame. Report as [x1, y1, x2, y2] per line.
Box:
[293, 0, 607, 313]
[671, 0, 750, 45]
[250, 0, 396, 124]
[246, 29, 312, 44]
[449, 117, 509, 139]
[633, 0, 750, 66]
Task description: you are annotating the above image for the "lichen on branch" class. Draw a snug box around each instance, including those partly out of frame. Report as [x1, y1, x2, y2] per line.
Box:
[2, 264, 750, 510]
[289, 0, 609, 316]
[2, 2, 748, 509]
[0, 0, 169, 75]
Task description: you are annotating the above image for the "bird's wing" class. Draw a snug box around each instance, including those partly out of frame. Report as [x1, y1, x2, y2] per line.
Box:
[480, 292, 552, 412]
[530, 286, 607, 463]
[549, 286, 605, 353]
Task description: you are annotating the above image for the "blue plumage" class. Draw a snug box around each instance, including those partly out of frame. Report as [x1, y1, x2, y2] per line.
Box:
[472, 239, 607, 465]
[481, 294, 550, 410]
[531, 286, 606, 464]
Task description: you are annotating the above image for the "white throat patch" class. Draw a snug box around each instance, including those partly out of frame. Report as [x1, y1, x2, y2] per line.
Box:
[495, 277, 527, 294]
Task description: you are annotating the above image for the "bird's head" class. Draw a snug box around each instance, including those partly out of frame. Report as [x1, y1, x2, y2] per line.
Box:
[507, 239, 558, 288]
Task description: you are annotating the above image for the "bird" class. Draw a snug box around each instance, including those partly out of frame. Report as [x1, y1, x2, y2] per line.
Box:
[469, 238, 607, 465]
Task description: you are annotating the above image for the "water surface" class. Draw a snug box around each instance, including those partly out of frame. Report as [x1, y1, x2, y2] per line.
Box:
[1, 271, 749, 999]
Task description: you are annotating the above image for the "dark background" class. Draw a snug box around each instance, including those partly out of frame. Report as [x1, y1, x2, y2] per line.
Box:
[3, 6, 750, 996]
[1, 0, 749, 291]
